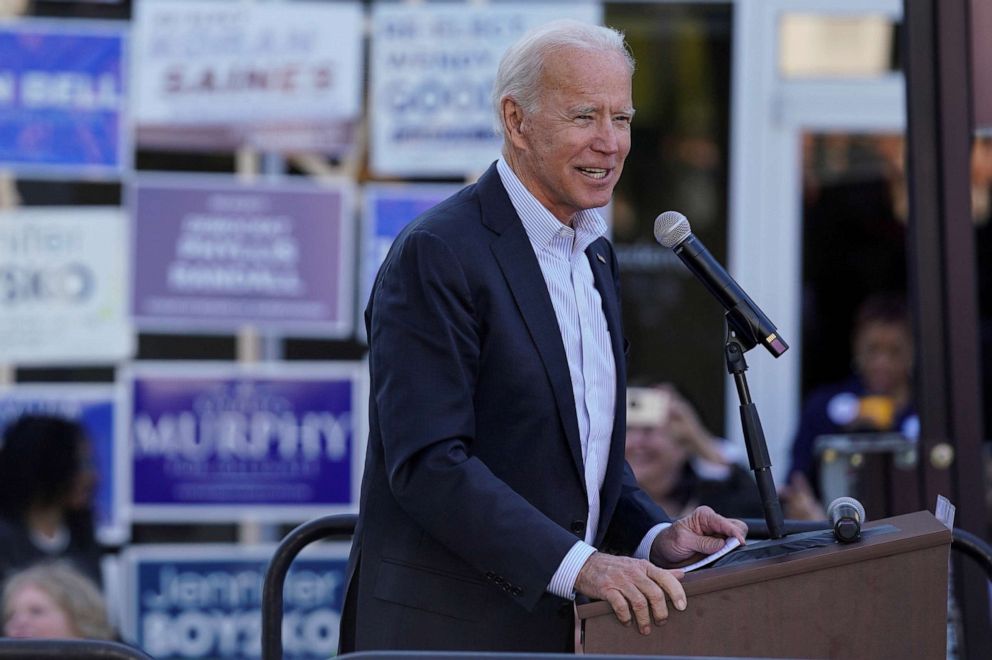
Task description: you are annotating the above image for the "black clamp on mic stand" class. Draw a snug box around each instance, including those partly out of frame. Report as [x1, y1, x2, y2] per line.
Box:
[725, 319, 786, 540]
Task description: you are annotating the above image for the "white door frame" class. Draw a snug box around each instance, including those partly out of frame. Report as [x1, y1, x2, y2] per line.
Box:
[727, 0, 905, 481]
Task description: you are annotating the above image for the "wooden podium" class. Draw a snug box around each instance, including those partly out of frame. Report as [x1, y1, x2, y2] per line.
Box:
[578, 511, 951, 658]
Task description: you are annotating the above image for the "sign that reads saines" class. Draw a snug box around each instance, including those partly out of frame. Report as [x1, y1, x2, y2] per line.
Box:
[123, 544, 350, 659]
[130, 176, 355, 335]
[0, 21, 127, 175]
[132, 0, 363, 153]
[125, 363, 365, 522]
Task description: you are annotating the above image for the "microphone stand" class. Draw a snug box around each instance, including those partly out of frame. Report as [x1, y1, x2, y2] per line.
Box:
[725, 329, 786, 540]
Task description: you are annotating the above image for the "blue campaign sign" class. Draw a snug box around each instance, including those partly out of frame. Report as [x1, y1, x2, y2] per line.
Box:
[0, 385, 128, 544]
[126, 362, 365, 522]
[124, 544, 350, 659]
[358, 184, 460, 339]
[0, 21, 127, 175]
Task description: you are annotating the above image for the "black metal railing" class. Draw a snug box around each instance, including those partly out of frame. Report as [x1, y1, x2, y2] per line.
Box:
[261, 513, 358, 660]
[951, 527, 992, 582]
[0, 639, 154, 659]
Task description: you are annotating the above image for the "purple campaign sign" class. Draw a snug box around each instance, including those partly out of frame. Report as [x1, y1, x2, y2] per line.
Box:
[131, 177, 354, 335]
[0, 21, 127, 175]
[128, 364, 363, 520]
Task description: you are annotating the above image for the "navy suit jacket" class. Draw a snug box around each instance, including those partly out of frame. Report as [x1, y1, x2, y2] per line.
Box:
[339, 163, 669, 652]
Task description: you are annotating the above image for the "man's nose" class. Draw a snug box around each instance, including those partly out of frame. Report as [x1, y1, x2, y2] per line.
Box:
[593, 119, 621, 153]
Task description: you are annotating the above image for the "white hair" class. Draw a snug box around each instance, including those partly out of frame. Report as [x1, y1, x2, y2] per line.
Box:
[492, 19, 635, 139]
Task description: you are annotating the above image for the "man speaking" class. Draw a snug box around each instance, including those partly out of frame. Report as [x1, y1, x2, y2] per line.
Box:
[340, 19, 746, 653]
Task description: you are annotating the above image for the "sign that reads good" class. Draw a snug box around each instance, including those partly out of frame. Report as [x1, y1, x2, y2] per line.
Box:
[126, 363, 364, 522]
[370, 2, 602, 177]
[130, 176, 354, 335]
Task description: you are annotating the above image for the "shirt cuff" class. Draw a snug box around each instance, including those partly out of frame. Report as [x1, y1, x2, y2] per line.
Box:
[547, 541, 597, 600]
[634, 522, 672, 561]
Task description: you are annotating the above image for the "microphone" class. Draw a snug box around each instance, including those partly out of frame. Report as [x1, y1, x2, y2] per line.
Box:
[827, 496, 866, 543]
[654, 211, 788, 357]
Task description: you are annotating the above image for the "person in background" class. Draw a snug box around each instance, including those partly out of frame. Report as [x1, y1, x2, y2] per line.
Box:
[625, 384, 764, 520]
[785, 294, 917, 517]
[0, 415, 103, 586]
[2, 562, 113, 640]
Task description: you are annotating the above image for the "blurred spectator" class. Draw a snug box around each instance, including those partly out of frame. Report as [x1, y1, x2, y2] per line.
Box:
[0, 415, 103, 585]
[801, 134, 908, 394]
[786, 294, 918, 514]
[625, 384, 763, 519]
[2, 562, 113, 640]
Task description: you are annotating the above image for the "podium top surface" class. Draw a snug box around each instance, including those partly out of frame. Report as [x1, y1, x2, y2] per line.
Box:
[578, 510, 950, 621]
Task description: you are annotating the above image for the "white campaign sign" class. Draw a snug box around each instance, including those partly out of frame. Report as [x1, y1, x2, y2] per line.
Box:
[132, 0, 363, 149]
[370, 2, 602, 177]
[0, 207, 133, 364]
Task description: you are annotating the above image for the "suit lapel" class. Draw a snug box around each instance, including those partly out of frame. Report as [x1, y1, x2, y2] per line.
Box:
[477, 165, 586, 488]
[586, 239, 629, 545]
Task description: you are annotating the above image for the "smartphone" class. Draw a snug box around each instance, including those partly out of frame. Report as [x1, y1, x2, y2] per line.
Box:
[626, 387, 671, 427]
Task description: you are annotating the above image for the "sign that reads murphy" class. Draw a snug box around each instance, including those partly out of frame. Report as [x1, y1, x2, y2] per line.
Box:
[370, 2, 602, 177]
[132, 0, 363, 153]
[127, 363, 363, 521]
[0, 21, 126, 175]
[0, 385, 128, 545]
[0, 207, 133, 364]
[131, 177, 354, 335]
[124, 544, 349, 659]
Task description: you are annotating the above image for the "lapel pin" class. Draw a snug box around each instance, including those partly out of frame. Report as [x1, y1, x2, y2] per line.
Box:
[596, 253, 606, 264]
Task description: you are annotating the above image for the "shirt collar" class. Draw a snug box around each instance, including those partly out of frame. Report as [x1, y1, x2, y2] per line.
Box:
[497, 156, 608, 256]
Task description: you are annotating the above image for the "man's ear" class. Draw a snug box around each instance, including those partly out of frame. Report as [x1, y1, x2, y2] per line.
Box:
[501, 97, 528, 150]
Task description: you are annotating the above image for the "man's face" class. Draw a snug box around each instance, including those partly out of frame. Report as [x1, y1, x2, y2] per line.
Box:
[505, 47, 633, 223]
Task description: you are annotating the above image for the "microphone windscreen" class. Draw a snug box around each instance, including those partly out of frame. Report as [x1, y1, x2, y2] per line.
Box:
[654, 211, 692, 248]
[827, 496, 866, 522]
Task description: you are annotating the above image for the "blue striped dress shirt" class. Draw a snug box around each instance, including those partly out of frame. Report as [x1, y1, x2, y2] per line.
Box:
[496, 158, 666, 600]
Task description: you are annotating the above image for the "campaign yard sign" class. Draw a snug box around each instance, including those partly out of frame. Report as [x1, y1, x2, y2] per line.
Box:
[132, 0, 363, 153]
[0, 207, 134, 365]
[125, 363, 365, 522]
[123, 543, 350, 659]
[130, 176, 355, 336]
[0, 384, 128, 544]
[358, 183, 461, 339]
[370, 2, 602, 177]
[0, 20, 127, 175]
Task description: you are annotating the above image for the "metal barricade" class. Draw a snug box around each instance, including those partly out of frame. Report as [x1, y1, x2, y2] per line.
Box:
[261, 513, 357, 660]
[0, 639, 154, 659]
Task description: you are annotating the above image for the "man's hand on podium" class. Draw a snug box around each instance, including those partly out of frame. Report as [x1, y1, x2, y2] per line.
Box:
[650, 505, 748, 567]
[574, 552, 686, 636]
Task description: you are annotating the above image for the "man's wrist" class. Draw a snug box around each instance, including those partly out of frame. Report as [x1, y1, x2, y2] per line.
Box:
[547, 541, 597, 599]
[636, 522, 671, 562]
